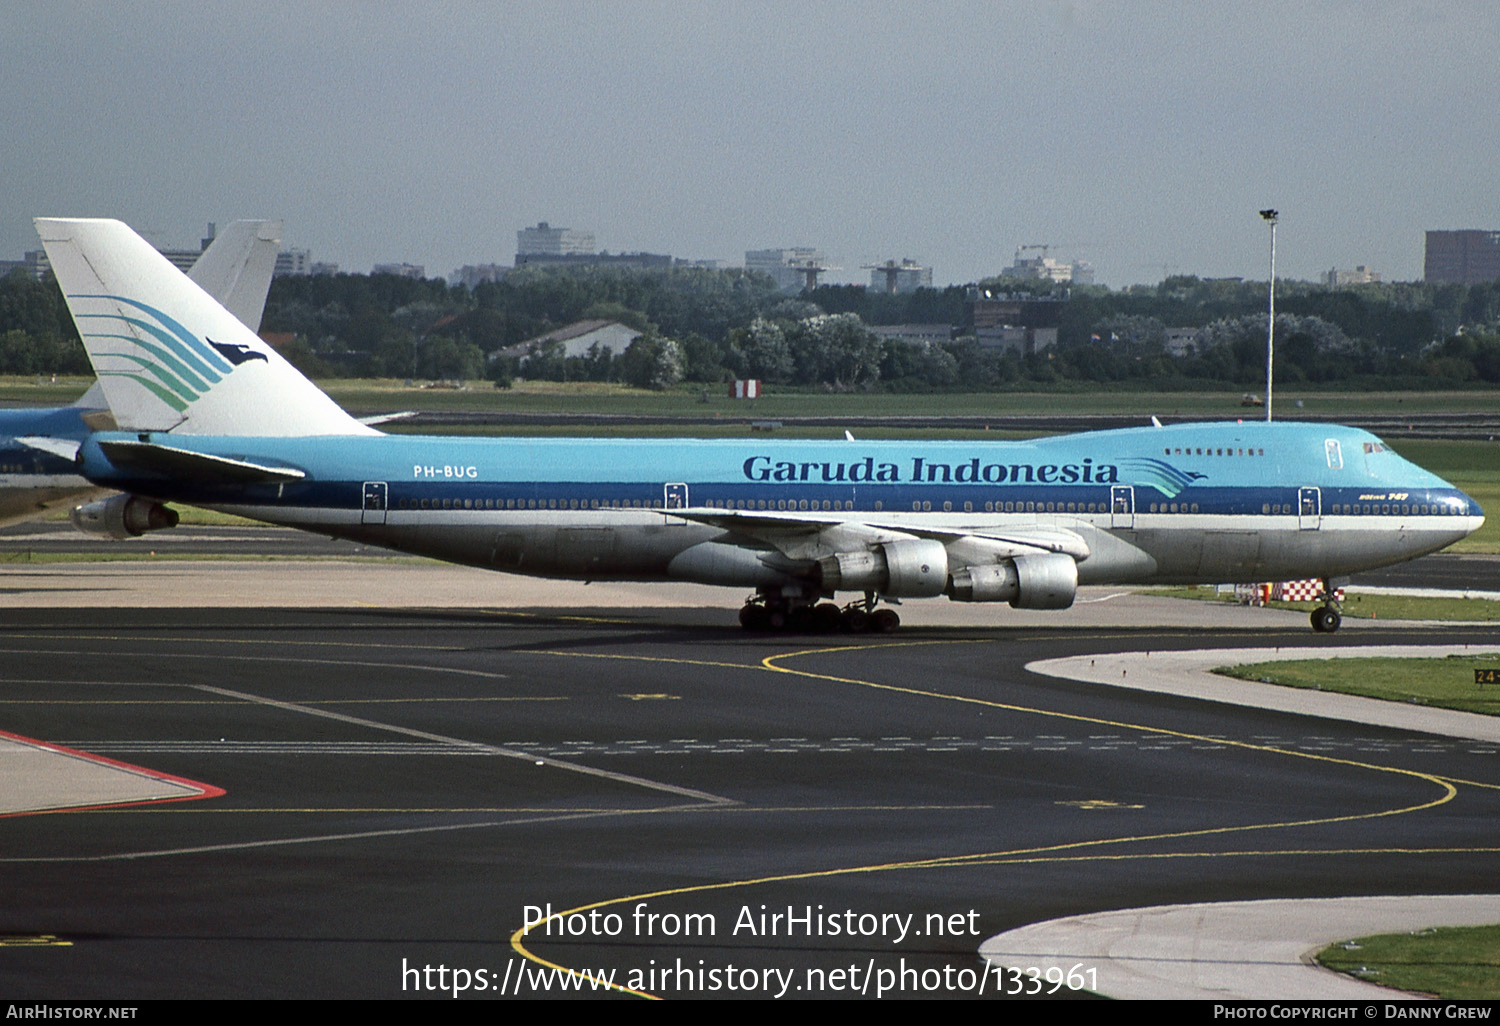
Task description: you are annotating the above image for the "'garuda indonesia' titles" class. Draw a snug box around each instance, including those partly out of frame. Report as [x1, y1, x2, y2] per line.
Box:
[38, 218, 1484, 633]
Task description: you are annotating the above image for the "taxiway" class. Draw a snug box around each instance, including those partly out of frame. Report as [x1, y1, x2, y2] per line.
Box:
[0, 557, 1497, 999]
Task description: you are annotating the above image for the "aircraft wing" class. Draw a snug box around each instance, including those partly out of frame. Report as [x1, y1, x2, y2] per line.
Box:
[671, 508, 1090, 562]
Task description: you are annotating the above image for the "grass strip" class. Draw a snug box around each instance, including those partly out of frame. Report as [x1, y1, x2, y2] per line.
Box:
[1317, 924, 1500, 999]
[1216, 654, 1500, 716]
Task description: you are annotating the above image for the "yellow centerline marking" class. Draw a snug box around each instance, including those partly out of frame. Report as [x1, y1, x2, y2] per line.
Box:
[511, 635, 1473, 999]
[0, 935, 72, 947]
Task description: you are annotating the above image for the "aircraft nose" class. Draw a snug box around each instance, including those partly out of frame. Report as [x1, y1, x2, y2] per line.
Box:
[1461, 492, 1485, 536]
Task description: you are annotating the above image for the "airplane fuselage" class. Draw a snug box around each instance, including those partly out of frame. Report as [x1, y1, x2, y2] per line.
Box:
[0, 406, 104, 527]
[77, 420, 1482, 593]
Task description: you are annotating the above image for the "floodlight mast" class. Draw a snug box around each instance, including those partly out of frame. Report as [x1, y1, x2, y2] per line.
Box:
[1259, 209, 1278, 423]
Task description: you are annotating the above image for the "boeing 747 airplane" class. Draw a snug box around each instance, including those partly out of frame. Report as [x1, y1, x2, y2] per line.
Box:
[38, 218, 1485, 632]
[0, 220, 282, 530]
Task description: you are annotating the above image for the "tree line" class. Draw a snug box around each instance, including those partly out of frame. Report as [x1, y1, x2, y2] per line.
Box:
[5, 263, 1500, 390]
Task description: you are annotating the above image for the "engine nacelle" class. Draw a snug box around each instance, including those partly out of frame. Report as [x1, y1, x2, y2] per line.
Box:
[947, 552, 1077, 609]
[817, 538, 948, 598]
[946, 562, 1019, 603]
[70, 494, 180, 540]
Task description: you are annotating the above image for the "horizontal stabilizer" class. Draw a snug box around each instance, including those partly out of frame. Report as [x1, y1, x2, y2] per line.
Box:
[358, 410, 418, 427]
[96, 440, 305, 485]
[16, 436, 82, 461]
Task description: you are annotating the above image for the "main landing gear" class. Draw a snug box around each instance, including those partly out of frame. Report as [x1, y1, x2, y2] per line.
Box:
[1310, 578, 1342, 633]
[738, 589, 901, 634]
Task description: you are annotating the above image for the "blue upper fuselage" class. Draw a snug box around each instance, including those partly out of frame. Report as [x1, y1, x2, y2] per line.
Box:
[0, 405, 94, 440]
[77, 420, 1481, 520]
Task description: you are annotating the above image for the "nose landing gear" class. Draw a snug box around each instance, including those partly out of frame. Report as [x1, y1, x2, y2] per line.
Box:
[1311, 579, 1342, 633]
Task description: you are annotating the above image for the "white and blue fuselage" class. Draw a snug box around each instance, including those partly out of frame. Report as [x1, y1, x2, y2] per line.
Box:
[77, 419, 1481, 591]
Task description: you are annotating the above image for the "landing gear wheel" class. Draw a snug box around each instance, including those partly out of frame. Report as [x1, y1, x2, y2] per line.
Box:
[813, 603, 844, 633]
[871, 608, 901, 633]
[739, 604, 768, 630]
[1311, 607, 1341, 633]
[843, 608, 870, 633]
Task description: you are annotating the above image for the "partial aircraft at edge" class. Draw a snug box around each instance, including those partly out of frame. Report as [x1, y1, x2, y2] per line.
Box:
[0, 220, 282, 531]
[38, 218, 1486, 633]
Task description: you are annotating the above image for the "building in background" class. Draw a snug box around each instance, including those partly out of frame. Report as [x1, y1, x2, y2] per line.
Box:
[513, 223, 683, 269]
[1323, 265, 1381, 287]
[0, 250, 51, 280]
[1425, 230, 1500, 284]
[967, 289, 1062, 355]
[999, 247, 1094, 285]
[517, 222, 596, 259]
[745, 248, 832, 292]
[372, 263, 426, 279]
[868, 324, 954, 347]
[452, 264, 510, 288]
[864, 258, 932, 293]
[516, 250, 675, 270]
[275, 248, 313, 277]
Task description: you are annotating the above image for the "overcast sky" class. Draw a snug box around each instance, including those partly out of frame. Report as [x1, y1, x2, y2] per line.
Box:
[4, 1, 1495, 287]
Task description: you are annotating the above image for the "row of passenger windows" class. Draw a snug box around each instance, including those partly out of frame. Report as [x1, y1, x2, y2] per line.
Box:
[1132, 502, 1448, 516]
[1327, 503, 1445, 516]
[395, 497, 665, 511]
[392, 496, 1453, 516]
[396, 497, 888, 512]
[914, 500, 1106, 513]
[1165, 447, 1265, 457]
[704, 499, 871, 511]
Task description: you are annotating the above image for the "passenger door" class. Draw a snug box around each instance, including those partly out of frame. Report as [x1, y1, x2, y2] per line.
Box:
[361, 481, 387, 525]
[1298, 486, 1320, 530]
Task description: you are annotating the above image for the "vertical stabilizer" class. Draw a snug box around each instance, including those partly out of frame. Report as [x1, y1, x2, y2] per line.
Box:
[186, 220, 282, 333]
[35, 218, 374, 437]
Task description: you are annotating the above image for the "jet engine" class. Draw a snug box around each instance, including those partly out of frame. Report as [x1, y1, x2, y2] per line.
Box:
[946, 551, 1077, 609]
[70, 494, 180, 540]
[816, 538, 948, 598]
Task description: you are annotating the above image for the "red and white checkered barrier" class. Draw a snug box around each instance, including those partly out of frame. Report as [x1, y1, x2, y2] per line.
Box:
[1236, 580, 1344, 605]
[1274, 579, 1344, 602]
